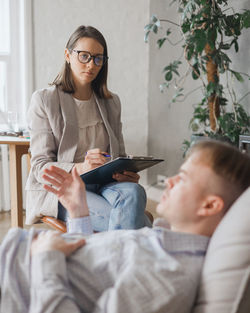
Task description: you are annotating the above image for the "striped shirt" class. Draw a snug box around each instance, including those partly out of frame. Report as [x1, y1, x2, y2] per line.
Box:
[0, 220, 209, 313]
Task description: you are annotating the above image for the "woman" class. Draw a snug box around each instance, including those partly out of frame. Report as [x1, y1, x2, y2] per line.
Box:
[25, 25, 151, 231]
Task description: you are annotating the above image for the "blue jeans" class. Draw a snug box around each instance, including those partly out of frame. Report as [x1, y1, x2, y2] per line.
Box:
[58, 182, 151, 232]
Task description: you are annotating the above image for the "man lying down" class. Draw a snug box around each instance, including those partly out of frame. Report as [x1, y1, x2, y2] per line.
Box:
[0, 141, 249, 313]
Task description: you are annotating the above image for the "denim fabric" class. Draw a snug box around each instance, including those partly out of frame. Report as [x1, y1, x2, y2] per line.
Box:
[99, 182, 147, 230]
[58, 182, 150, 232]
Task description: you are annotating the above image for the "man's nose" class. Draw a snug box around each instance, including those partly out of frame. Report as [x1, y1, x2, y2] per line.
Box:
[165, 177, 173, 189]
[165, 175, 178, 189]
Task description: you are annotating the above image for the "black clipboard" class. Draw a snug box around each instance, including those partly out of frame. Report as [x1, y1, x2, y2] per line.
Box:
[80, 156, 164, 185]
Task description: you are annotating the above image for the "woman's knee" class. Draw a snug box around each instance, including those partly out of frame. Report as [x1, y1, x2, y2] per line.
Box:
[106, 182, 146, 208]
[123, 183, 146, 203]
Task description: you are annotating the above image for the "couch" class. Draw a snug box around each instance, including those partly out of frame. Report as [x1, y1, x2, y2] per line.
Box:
[193, 187, 250, 313]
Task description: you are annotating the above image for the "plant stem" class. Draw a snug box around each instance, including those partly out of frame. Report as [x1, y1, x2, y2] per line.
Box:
[159, 19, 180, 27]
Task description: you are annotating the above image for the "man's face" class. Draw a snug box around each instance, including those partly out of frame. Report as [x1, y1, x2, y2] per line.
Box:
[156, 151, 214, 230]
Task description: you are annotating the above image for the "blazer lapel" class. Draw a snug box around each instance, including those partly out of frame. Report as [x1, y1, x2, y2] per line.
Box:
[57, 88, 78, 162]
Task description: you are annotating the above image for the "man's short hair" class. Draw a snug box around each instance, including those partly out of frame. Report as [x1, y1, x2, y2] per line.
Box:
[187, 140, 250, 210]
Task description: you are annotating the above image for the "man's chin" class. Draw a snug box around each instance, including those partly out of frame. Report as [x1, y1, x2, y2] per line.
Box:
[156, 203, 164, 216]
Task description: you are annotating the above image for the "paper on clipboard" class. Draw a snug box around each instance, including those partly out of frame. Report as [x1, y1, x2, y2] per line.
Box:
[80, 156, 164, 185]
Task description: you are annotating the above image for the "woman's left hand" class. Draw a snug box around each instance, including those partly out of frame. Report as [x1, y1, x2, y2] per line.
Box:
[112, 171, 140, 183]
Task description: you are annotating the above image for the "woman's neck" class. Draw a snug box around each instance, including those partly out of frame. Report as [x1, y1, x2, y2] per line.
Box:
[73, 82, 93, 101]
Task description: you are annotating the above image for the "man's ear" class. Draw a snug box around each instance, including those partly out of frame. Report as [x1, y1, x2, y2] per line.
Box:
[197, 195, 224, 217]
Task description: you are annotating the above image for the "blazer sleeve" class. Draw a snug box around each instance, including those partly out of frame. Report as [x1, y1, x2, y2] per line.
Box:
[28, 90, 74, 184]
[110, 94, 126, 156]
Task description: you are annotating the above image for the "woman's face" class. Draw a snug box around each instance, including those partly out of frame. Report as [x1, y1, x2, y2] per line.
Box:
[65, 37, 104, 86]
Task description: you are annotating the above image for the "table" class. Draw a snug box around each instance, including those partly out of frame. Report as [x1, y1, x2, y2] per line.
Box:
[0, 136, 30, 227]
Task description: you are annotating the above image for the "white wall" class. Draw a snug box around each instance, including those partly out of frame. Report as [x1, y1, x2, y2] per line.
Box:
[32, 0, 150, 172]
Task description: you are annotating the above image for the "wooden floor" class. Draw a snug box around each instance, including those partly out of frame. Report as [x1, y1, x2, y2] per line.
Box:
[0, 199, 159, 242]
[0, 212, 51, 242]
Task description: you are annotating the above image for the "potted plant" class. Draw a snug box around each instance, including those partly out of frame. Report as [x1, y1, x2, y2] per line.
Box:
[144, 0, 250, 149]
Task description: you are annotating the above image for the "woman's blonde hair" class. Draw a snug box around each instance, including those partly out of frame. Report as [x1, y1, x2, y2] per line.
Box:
[51, 25, 111, 99]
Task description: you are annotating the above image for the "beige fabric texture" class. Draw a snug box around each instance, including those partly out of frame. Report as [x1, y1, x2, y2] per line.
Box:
[73, 95, 109, 162]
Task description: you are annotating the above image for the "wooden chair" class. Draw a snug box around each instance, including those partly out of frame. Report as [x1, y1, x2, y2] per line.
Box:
[26, 152, 66, 233]
[40, 216, 67, 233]
[40, 210, 153, 234]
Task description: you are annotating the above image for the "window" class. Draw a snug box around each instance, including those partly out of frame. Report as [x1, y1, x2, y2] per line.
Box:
[0, 0, 10, 113]
[0, 0, 33, 131]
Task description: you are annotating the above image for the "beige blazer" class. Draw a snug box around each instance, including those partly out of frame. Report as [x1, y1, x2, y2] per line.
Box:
[25, 86, 125, 224]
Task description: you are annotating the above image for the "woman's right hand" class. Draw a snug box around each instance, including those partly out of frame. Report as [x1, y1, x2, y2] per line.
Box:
[74, 148, 109, 175]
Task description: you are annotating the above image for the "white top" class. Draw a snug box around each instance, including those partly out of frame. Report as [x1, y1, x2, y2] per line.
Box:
[73, 95, 109, 163]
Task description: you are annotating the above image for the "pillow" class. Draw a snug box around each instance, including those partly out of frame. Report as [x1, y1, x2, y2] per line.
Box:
[231, 265, 250, 313]
[193, 187, 250, 313]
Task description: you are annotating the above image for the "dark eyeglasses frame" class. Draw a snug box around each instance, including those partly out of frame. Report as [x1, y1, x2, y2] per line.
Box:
[71, 49, 108, 66]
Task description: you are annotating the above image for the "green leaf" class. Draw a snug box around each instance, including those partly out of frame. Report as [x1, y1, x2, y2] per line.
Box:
[166, 28, 171, 36]
[151, 15, 158, 23]
[152, 24, 158, 34]
[206, 82, 215, 93]
[186, 45, 194, 60]
[165, 71, 173, 81]
[144, 24, 152, 32]
[224, 14, 242, 36]
[172, 88, 184, 102]
[207, 28, 217, 49]
[192, 70, 199, 80]
[234, 40, 239, 52]
[144, 31, 150, 43]
[230, 70, 244, 82]
[220, 43, 231, 50]
[157, 38, 167, 48]
[163, 61, 181, 77]
[206, 82, 224, 97]
[181, 21, 190, 33]
[219, 97, 228, 106]
[193, 29, 207, 53]
[163, 65, 171, 72]
[242, 11, 250, 28]
[159, 82, 170, 92]
[192, 63, 200, 80]
[172, 69, 180, 76]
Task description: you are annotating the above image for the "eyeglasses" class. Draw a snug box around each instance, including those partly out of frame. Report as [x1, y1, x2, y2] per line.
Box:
[71, 50, 108, 67]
